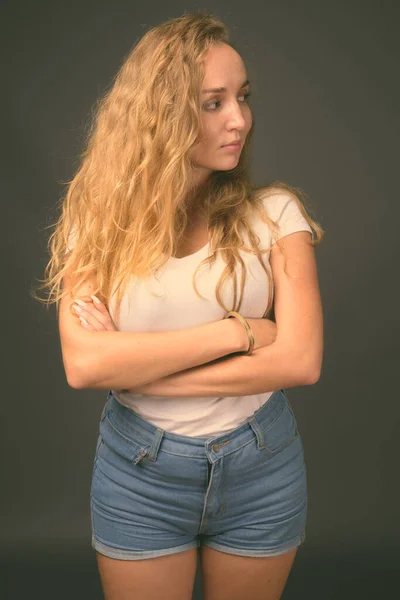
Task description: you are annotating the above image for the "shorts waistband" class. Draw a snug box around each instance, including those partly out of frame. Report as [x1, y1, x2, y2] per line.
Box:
[102, 389, 290, 461]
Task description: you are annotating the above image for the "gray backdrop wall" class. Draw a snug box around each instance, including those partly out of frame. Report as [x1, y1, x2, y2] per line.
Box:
[3, 0, 399, 598]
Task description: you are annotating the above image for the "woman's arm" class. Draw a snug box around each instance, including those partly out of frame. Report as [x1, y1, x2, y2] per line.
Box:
[130, 229, 324, 397]
[59, 272, 247, 390]
[72, 298, 282, 394]
[70, 295, 302, 395]
[63, 318, 247, 390]
[129, 340, 316, 398]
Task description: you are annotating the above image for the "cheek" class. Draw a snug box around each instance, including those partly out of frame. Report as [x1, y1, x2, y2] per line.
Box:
[194, 130, 217, 156]
[246, 110, 253, 131]
[190, 142, 210, 165]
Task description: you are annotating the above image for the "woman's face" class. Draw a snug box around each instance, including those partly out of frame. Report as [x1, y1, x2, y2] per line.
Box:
[190, 42, 253, 186]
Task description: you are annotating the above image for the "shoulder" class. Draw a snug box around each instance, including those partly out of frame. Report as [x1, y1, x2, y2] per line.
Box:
[254, 186, 313, 240]
[255, 185, 301, 216]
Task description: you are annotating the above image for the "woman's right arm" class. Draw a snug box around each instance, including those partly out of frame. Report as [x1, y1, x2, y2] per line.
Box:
[59, 270, 247, 390]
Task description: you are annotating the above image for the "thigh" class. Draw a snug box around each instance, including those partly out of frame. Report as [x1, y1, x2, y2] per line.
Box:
[96, 547, 198, 600]
[200, 545, 298, 600]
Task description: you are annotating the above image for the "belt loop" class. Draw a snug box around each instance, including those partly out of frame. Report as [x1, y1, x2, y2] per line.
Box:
[146, 427, 165, 462]
[248, 416, 266, 450]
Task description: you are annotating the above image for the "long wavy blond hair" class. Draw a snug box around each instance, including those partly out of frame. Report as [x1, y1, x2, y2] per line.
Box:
[31, 11, 324, 329]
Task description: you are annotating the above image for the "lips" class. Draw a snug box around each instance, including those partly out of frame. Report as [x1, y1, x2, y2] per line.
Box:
[222, 141, 241, 148]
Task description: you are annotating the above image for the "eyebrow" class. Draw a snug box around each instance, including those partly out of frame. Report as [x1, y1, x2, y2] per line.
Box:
[201, 79, 250, 94]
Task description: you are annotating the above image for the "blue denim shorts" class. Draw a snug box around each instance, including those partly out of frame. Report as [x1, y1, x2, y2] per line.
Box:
[90, 388, 307, 560]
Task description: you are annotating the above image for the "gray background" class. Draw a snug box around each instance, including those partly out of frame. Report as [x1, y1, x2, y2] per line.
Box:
[3, 0, 399, 598]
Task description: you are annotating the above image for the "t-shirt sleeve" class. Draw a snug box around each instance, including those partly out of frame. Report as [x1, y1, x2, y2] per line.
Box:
[262, 191, 313, 242]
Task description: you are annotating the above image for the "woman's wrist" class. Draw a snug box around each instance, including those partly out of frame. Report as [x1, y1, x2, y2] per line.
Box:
[226, 315, 250, 353]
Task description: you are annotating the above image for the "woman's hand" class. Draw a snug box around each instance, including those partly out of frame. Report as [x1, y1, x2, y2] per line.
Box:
[70, 295, 153, 394]
[71, 295, 117, 331]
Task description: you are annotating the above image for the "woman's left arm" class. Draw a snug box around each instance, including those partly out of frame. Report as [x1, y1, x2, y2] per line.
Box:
[74, 300, 313, 397]
[153, 229, 324, 398]
[75, 227, 324, 397]
[125, 339, 315, 397]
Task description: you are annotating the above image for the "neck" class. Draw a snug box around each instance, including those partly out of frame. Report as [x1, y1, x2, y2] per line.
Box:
[186, 178, 211, 215]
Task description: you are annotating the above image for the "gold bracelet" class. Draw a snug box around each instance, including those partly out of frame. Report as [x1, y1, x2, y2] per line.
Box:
[223, 311, 255, 355]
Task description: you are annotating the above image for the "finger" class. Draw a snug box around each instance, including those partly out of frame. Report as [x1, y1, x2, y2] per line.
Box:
[89, 296, 116, 330]
[74, 299, 110, 329]
[78, 297, 109, 321]
[89, 298, 115, 329]
[79, 316, 95, 330]
[88, 296, 117, 331]
[90, 295, 109, 313]
[74, 297, 116, 331]
[73, 303, 107, 330]
[80, 308, 107, 330]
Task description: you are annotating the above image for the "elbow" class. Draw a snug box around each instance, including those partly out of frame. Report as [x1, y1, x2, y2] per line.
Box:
[68, 375, 85, 390]
[65, 359, 89, 389]
[66, 370, 84, 390]
[305, 366, 321, 385]
[297, 349, 322, 386]
[303, 357, 322, 386]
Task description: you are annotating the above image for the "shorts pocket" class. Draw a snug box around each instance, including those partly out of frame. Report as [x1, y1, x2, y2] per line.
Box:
[262, 401, 298, 455]
[99, 408, 152, 465]
[91, 404, 108, 476]
[92, 433, 104, 477]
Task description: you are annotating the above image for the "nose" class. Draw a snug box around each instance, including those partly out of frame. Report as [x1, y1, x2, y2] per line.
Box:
[225, 102, 248, 132]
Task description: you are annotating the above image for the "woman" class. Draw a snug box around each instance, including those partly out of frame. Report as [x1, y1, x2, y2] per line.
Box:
[34, 11, 324, 600]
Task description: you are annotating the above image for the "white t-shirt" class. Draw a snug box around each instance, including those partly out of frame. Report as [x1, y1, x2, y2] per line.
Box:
[67, 190, 313, 437]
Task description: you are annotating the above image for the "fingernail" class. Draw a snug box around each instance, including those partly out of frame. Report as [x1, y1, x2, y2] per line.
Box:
[90, 295, 101, 304]
[79, 316, 89, 325]
[75, 299, 87, 307]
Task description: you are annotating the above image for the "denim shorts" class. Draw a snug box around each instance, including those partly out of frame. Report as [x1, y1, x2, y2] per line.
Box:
[90, 388, 307, 560]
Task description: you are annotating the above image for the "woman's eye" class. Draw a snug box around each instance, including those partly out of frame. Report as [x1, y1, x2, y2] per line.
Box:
[204, 92, 251, 111]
